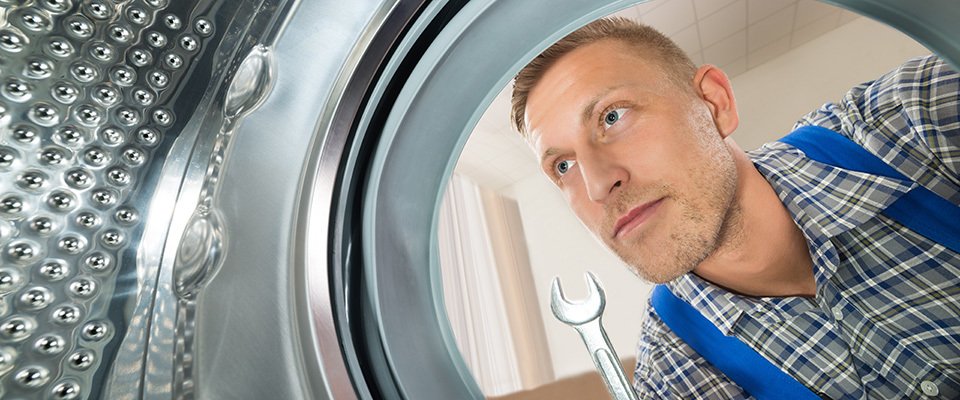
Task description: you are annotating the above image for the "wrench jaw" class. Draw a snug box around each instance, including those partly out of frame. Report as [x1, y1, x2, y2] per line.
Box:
[550, 271, 607, 326]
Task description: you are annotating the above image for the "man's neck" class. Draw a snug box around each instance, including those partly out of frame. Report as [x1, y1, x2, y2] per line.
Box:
[692, 141, 816, 298]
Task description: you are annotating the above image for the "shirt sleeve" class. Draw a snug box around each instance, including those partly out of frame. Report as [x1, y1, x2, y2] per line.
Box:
[794, 54, 960, 203]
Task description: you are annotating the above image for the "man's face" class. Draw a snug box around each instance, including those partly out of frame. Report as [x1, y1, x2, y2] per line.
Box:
[524, 39, 739, 283]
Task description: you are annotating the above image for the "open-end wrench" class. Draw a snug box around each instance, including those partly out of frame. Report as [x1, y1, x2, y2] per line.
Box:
[551, 272, 639, 400]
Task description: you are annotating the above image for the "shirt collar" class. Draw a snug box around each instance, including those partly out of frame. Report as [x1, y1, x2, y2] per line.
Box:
[749, 141, 915, 281]
[667, 273, 744, 335]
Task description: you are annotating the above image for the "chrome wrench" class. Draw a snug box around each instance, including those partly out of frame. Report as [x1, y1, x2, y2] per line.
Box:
[551, 272, 639, 400]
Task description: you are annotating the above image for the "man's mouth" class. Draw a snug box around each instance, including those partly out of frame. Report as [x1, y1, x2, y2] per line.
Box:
[613, 198, 664, 239]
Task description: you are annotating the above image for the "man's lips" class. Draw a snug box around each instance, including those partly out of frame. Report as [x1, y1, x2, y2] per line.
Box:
[613, 198, 664, 239]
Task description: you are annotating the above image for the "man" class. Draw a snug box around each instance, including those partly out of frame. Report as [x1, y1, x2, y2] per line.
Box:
[511, 18, 959, 398]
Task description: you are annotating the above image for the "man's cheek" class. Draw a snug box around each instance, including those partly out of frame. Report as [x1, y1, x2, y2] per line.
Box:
[562, 186, 587, 213]
[567, 194, 601, 231]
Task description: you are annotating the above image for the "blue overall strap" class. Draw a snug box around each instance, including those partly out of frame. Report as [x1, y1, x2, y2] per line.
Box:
[650, 285, 820, 399]
[779, 124, 960, 254]
[649, 125, 960, 398]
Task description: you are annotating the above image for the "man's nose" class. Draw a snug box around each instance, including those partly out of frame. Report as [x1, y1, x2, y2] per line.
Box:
[579, 151, 628, 203]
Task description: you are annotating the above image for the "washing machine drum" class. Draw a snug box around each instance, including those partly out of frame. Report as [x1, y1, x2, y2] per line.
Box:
[0, 0, 956, 399]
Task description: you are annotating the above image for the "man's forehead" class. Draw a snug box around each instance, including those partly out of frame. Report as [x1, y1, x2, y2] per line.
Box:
[526, 129, 545, 155]
[523, 54, 597, 131]
[522, 40, 674, 151]
[522, 120, 560, 164]
[525, 41, 661, 112]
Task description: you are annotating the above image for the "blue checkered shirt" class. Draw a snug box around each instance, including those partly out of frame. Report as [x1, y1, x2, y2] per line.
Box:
[633, 54, 960, 399]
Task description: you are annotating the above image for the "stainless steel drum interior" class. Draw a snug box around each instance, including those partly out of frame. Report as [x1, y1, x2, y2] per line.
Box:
[0, 0, 957, 399]
[0, 0, 294, 398]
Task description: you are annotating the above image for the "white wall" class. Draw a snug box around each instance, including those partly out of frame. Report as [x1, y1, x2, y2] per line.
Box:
[731, 17, 932, 150]
[502, 15, 931, 382]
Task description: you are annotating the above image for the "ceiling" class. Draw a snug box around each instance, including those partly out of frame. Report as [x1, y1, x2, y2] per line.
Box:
[455, 0, 860, 192]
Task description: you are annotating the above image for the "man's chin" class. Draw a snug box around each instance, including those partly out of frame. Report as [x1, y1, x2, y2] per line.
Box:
[629, 262, 691, 284]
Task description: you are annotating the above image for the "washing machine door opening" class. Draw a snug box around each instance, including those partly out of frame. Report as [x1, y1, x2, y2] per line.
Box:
[318, 0, 960, 399]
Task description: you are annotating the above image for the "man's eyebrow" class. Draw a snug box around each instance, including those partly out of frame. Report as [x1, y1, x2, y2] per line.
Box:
[539, 147, 560, 165]
[580, 84, 628, 125]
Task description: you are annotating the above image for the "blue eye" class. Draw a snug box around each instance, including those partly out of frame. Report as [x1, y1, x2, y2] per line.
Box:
[555, 159, 576, 176]
[603, 108, 626, 129]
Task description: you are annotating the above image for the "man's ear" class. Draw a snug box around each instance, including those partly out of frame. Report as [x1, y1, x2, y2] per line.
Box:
[693, 65, 739, 138]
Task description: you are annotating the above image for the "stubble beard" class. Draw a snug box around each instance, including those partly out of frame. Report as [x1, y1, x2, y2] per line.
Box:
[603, 141, 740, 284]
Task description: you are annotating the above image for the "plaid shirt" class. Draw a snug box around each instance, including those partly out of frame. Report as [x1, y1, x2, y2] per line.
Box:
[633, 54, 960, 399]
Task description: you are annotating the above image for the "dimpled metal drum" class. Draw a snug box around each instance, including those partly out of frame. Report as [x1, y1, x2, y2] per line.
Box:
[0, 0, 293, 398]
